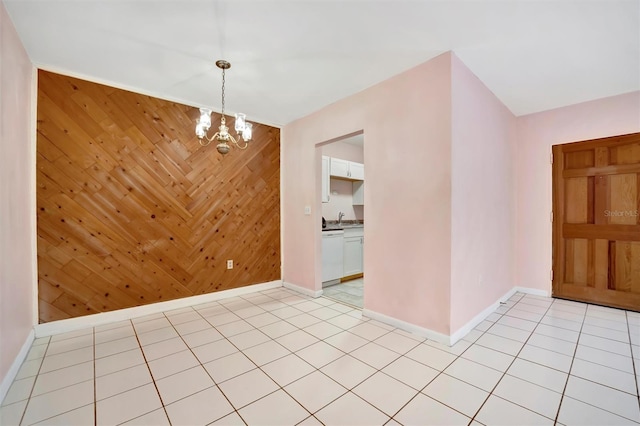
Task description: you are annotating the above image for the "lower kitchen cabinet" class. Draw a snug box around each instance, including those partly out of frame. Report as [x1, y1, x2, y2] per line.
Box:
[343, 228, 363, 277]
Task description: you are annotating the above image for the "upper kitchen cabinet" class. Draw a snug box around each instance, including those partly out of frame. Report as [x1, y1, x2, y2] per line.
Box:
[330, 158, 364, 181]
[322, 155, 330, 203]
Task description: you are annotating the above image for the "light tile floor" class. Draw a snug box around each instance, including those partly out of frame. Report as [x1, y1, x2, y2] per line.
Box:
[322, 278, 363, 308]
[2, 288, 640, 425]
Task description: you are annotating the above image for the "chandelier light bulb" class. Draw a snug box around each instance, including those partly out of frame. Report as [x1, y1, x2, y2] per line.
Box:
[235, 113, 246, 133]
[242, 122, 253, 142]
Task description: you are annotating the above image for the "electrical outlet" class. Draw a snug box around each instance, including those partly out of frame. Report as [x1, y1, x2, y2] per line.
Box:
[227, 260, 233, 269]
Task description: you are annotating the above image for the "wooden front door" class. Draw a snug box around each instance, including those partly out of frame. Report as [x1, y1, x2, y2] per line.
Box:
[552, 132, 640, 311]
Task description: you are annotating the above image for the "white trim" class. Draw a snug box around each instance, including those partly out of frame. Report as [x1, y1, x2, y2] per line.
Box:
[514, 286, 550, 297]
[0, 329, 35, 403]
[30, 66, 39, 326]
[362, 309, 451, 346]
[35, 280, 282, 338]
[283, 281, 323, 298]
[364, 286, 551, 346]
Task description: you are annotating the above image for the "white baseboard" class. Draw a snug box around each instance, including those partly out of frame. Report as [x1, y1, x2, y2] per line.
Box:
[35, 280, 282, 338]
[362, 309, 452, 346]
[514, 286, 550, 297]
[448, 285, 550, 345]
[1, 329, 35, 404]
[364, 285, 551, 347]
[283, 281, 323, 298]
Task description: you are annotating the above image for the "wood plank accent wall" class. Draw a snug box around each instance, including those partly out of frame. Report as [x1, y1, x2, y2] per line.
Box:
[36, 70, 280, 323]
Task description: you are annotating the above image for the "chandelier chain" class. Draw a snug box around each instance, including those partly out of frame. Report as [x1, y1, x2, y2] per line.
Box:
[221, 67, 226, 119]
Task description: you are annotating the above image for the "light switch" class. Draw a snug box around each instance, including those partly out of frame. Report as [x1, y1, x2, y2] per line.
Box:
[304, 205, 311, 215]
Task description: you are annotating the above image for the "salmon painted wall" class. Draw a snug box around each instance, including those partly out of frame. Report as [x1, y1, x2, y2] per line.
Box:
[0, 1, 36, 388]
[515, 91, 640, 294]
[283, 52, 453, 334]
[450, 54, 517, 332]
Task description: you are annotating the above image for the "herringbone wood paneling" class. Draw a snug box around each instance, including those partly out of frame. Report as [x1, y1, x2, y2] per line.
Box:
[36, 70, 280, 323]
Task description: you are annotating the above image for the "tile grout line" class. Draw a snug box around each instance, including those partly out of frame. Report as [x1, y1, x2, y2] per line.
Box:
[624, 311, 640, 413]
[17, 337, 51, 426]
[552, 300, 587, 425]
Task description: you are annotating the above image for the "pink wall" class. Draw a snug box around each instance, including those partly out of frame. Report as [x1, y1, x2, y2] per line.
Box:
[450, 54, 517, 332]
[283, 53, 453, 334]
[322, 139, 364, 163]
[0, 1, 36, 387]
[515, 91, 640, 293]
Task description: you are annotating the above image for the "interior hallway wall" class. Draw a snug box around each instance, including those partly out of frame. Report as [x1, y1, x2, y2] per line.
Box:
[283, 53, 453, 335]
[450, 54, 517, 332]
[0, 0, 36, 391]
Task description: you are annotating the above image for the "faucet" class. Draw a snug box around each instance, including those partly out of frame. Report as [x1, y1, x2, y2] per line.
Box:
[338, 212, 345, 225]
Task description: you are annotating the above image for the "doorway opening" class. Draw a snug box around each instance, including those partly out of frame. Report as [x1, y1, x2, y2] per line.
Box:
[318, 132, 365, 308]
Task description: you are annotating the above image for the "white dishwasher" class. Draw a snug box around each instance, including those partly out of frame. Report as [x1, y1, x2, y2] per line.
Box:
[322, 230, 344, 285]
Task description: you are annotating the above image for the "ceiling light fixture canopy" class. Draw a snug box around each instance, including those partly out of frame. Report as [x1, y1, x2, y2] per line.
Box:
[195, 60, 252, 155]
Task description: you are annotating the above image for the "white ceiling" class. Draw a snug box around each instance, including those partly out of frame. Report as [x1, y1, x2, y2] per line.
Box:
[4, 0, 639, 127]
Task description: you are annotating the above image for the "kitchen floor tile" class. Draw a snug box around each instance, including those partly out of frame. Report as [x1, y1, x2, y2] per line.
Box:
[506, 358, 568, 393]
[381, 356, 439, 390]
[218, 368, 279, 409]
[242, 340, 290, 366]
[579, 333, 632, 357]
[140, 336, 189, 361]
[121, 408, 170, 425]
[349, 322, 390, 341]
[324, 330, 369, 353]
[493, 374, 561, 420]
[94, 348, 145, 377]
[96, 363, 152, 400]
[191, 338, 238, 364]
[352, 371, 419, 416]
[296, 341, 345, 368]
[320, 355, 377, 389]
[405, 343, 457, 371]
[557, 396, 638, 426]
[276, 330, 319, 352]
[284, 371, 347, 413]
[475, 332, 525, 356]
[259, 320, 298, 339]
[285, 313, 323, 329]
[475, 395, 553, 426]
[40, 346, 94, 373]
[9, 287, 640, 426]
[564, 375, 640, 422]
[21, 380, 94, 425]
[261, 354, 315, 386]
[96, 383, 162, 425]
[574, 344, 635, 374]
[238, 389, 309, 426]
[422, 373, 489, 418]
[570, 358, 637, 394]
[518, 344, 573, 372]
[444, 357, 503, 392]
[394, 393, 470, 426]
[155, 365, 214, 405]
[227, 329, 271, 350]
[350, 342, 401, 369]
[164, 386, 233, 425]
[461, 345, 515, 372]
[373, 331, 421, 354]
[147, 349, 200, 380]
[203, 352, 256, 384]
[315, 392, 389, 426]
[32, 403, 94, 426]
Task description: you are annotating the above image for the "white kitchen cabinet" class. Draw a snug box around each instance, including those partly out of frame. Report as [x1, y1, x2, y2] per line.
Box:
[322, 230, 344, 284]
[352, 181, 364, 206]
[321, 156, 330, 203]
[330, 158, 364, 181]
[343, 227, 364, 277]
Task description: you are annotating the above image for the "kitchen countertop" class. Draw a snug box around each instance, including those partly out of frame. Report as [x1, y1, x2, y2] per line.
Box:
[323, 222, 364, 231]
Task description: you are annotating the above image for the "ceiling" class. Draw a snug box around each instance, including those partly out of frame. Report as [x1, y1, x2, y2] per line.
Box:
[4, 0, 639, 127]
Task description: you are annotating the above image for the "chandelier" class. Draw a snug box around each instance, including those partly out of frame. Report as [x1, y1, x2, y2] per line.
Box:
[195, 60, 253, 155]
